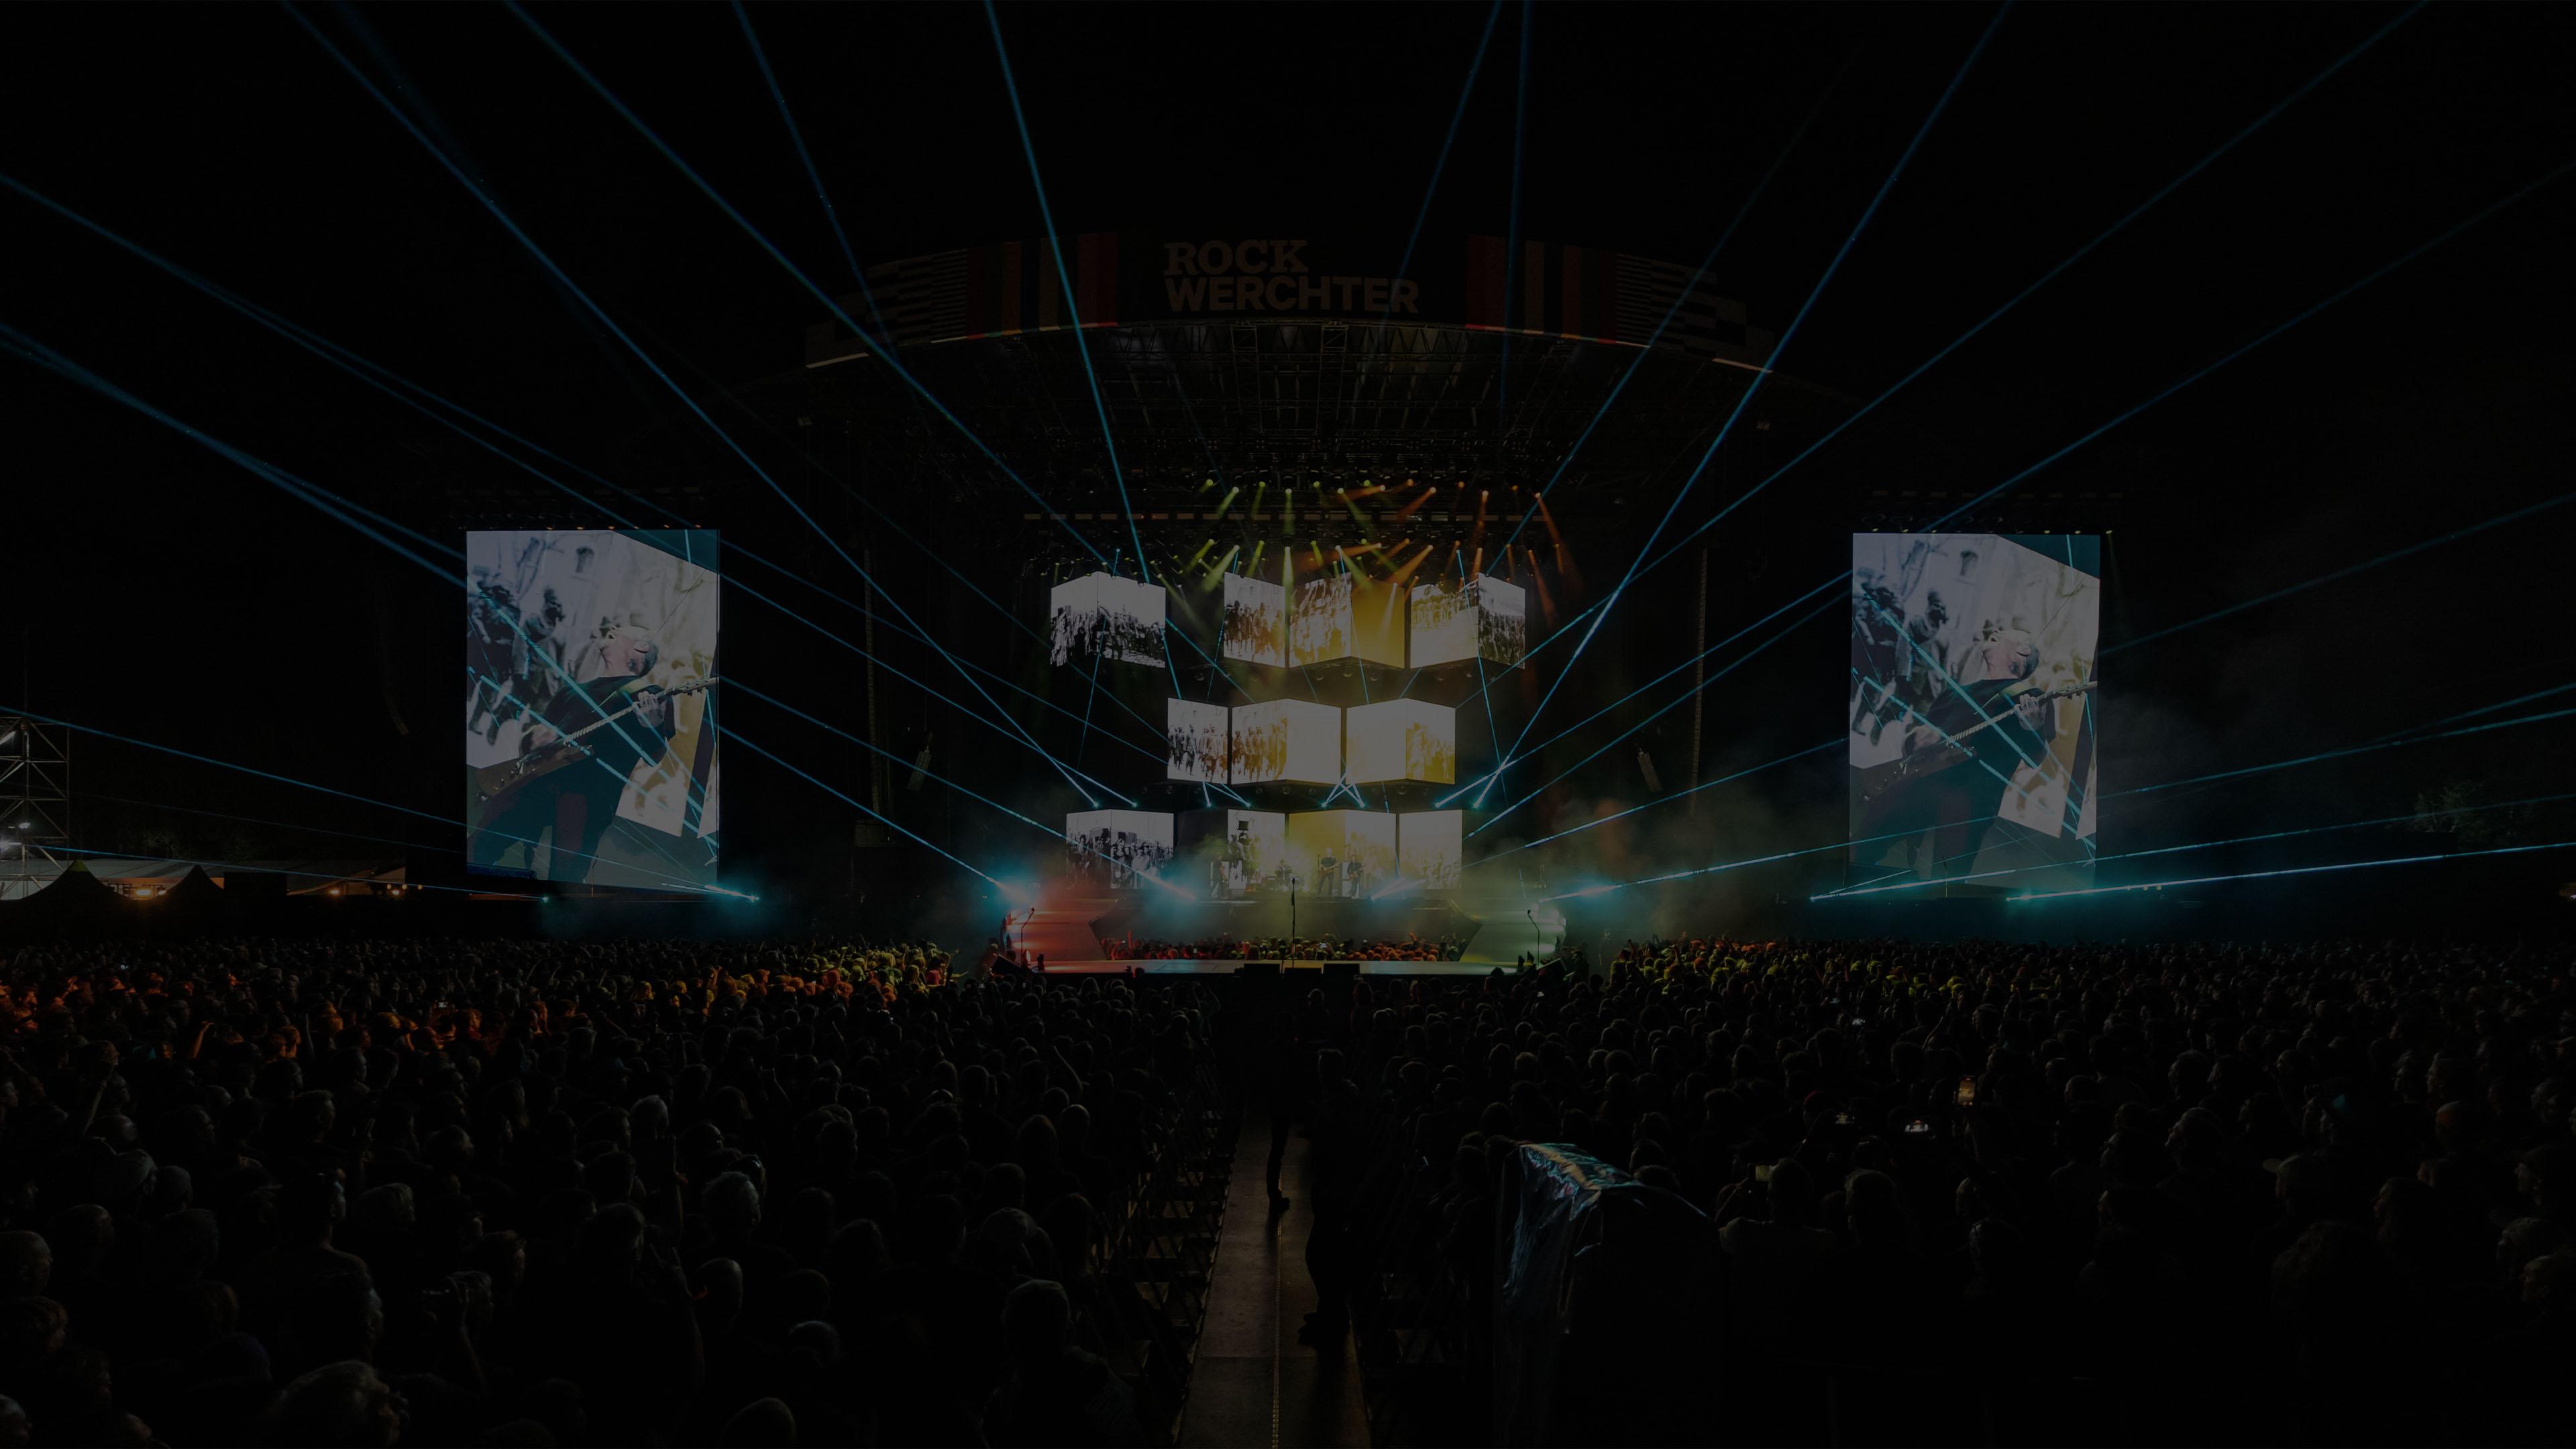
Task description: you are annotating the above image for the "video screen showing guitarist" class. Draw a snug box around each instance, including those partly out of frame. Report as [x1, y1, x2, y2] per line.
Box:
[1854, 628, 2063, 880]
[468, 625, 682, 879]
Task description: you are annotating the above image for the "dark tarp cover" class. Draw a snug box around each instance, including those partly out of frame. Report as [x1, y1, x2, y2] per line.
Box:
[1493, 1142, 1714, 1446]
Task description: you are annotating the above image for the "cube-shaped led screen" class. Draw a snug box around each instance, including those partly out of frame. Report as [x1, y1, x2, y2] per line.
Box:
[1166, 700, 1228, 783]
[1222, 574, 1286, 667]
[1063, 810, 1173, 890]
[1048, 572, 1167, 667]
[1399, 810, 1464, 892]
[1346, 700, 1456, 784]
[1228, 700, 1340, 785]
[1285, 810, 1397, 899]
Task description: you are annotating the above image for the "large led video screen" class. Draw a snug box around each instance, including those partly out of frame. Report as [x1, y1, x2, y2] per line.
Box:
[1166, 699, 1229, 783]
[1346, 700, 1457, 784]
[1049, 572, 1167, 667]
[1065, 809, 1174, 891]
[1286, 810, 1397, 899]
[1409, 581, 1476, 667]
[1399, 810, 1464, 892]
[1849, 533, 2100, 893]
[1472, 575, 1527, 665]
[1228, 700, 1340, 785]
[466, 529, 721, 890]
[1222, 574, 1286, 667]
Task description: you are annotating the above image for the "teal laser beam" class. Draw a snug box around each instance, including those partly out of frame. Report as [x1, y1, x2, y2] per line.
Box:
[1637, 2, 2427, 583]
[983, 0, 1148, 584]
[1823, 789, 2576, 899]
[2008, 837, 2576, 902]
[1469, 593, 1843, 837]
[2114, 705, 2576, 799]
[1504, 5, 2008, 767]
[1472, 741, 1842, 868]
[296, 7, 1108, 807]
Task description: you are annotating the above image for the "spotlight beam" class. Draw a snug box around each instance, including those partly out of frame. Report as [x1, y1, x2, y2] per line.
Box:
[981, 0, 1149, 582]
[1499, 7, 2007, 775]
[302, 9, 1108, 806]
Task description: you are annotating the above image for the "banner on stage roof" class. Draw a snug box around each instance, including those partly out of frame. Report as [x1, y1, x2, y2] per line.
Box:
[1848, 533, 2100, 894]
[1228, 700, 1340, 786]
[1286, 810, 1397, 900]
[1399, 810, 1464, 892]
[1222, 573, 1286, 667]
[1347, 700, 1456, 784]
[806, 235, 1776, 372]
[1166, 700, 1229, 784]
[1049, 572, 1166, 667]
[465, 529, 722, 891]
[1065, 809, 1173, 892]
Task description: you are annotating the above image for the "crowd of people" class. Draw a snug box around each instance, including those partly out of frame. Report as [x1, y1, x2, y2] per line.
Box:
[7, 924, 2571, 1447]
[1099, 932, 1465, 963]
[1284, 934, 2576, 1446]
[0, 934, 1217, 1447]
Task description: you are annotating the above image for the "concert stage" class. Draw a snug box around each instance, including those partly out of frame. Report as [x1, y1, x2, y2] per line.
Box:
[1006, 885, 1567, 969]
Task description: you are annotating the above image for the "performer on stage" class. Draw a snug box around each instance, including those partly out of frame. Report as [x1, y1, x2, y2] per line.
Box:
[1854, 629, 2059, 881]
[468, 627, 681, 880]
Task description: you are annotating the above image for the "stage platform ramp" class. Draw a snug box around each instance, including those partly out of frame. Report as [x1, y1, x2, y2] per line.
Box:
[1011, 895, 1112, 965]
[1454, 894, 1567, 965]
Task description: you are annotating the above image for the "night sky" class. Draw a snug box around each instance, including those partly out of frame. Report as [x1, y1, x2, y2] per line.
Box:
[6, 3, 2573, 926]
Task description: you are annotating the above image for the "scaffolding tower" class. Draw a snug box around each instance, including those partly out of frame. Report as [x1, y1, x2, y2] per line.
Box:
[1, 717, 70, 899]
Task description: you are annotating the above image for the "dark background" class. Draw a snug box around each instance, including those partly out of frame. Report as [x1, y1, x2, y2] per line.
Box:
[4, 2, 2573, 934]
